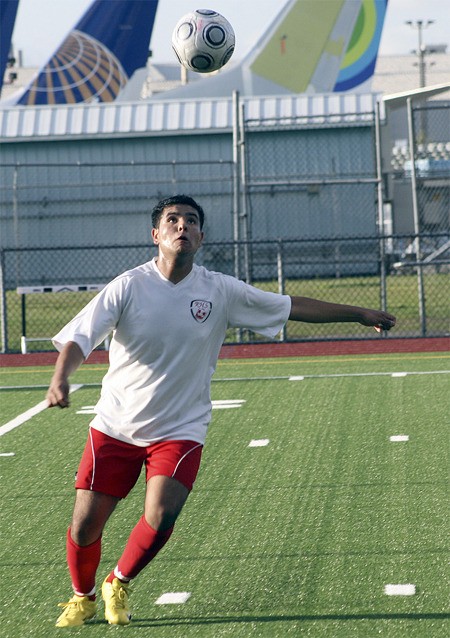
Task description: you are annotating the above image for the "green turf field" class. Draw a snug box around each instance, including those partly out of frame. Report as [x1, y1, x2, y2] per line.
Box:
[1, 352, 449, 637]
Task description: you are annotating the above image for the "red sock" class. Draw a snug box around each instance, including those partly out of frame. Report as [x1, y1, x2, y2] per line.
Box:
[66, 528, 101, 597]
[115, 516, 173, 580]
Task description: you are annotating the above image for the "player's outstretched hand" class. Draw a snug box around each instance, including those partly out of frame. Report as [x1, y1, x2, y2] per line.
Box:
[359, 309, 396, 332]
[46, 378, 71, 408]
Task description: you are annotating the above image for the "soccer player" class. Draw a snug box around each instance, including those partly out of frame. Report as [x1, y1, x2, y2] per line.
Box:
[47, 194, 396, 627]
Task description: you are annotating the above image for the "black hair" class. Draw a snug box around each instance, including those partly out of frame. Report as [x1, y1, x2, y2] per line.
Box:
[151, 195, 205, 229]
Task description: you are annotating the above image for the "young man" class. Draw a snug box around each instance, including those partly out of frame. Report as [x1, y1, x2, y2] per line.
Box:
[47, 194, 396, 627]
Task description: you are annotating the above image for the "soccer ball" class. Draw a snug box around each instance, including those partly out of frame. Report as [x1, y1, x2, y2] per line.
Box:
[171, 9, 235, 74]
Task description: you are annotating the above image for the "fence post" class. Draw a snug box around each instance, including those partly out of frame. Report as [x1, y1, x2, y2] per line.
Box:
[232, 90, 241, 281]
[277, 239, 286, 342]
[407, 97, 427, 336]
[375, 101, 387, 316]
[0, 250, 8, 353]
[239, 100, 252, 285]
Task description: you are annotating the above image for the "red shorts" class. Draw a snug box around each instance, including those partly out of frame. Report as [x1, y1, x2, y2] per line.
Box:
[75, 427, 203, 498]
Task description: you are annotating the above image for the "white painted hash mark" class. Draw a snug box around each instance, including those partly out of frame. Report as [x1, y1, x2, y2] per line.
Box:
[384, 584, 416, 596]
[212, 399, 246, 410]
[289, 376, 305, 381]
[76, 406, 96, 414]
[390, 435, 409, 442]
[248, 439, 270, 447]
[391, 372, 408, 377]
[0, 384, 83, 437]
[0, 452, 15, 457]
[155, 592, 191, 605]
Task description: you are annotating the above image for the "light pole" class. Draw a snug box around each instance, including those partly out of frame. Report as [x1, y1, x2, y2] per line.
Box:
[405, 19, 435, 88]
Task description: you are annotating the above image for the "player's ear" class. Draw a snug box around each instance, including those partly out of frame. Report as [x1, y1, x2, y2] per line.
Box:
[151, 227, 159, 245]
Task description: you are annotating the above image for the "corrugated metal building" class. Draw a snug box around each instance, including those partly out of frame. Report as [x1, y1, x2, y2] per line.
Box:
[0, 92, 380, 258]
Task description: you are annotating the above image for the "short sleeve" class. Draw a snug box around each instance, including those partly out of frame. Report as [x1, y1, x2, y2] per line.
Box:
[52, 277, 128, 357]
[226, 279, 291, 338]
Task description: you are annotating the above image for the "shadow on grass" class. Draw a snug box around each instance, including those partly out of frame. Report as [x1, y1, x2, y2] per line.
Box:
[119, 611, 450, 628]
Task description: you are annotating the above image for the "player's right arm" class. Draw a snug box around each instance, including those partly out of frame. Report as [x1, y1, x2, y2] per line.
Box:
[46, 341, 85, 408]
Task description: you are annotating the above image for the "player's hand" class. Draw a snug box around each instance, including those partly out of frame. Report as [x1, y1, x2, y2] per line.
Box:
[359, 309, 396, 332]
[46, 378, 71, 408]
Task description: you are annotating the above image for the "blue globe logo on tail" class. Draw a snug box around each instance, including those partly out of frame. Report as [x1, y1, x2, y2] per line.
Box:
[18, 31, 128, 105]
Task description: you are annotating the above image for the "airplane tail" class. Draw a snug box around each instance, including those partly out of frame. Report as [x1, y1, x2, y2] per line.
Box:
[0, 0, 19, 97]
[157, 0, 388, 100]
[13, 0, 159, 106]
[248, 0, 388, 94]
[333, 0, 388, 92]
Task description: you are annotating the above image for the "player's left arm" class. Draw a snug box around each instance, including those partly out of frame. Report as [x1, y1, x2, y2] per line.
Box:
[289, 296, 396, 331]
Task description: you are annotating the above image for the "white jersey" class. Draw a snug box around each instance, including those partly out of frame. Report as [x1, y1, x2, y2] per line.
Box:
[53, 259, 291, 446]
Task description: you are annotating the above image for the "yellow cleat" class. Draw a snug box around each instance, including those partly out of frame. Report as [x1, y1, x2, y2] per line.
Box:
[56, 594, 96, 627]
[101, 577, 131, 625]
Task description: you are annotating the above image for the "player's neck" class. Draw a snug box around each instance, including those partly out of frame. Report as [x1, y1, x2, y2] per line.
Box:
[155, 254, 194, 284]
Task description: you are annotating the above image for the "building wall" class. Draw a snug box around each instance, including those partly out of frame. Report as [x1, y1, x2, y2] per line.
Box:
[1, 122, 377, 253]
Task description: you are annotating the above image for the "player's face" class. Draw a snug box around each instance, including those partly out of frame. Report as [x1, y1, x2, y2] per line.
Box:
[152, 205, 204, 257]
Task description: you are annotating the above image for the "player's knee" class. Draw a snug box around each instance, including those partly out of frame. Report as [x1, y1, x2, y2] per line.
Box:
[70, 516, 102, 546]
[145, 503, 180, 531]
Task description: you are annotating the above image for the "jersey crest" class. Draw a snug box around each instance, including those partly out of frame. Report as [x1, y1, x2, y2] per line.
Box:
[190, 300, 212, 323]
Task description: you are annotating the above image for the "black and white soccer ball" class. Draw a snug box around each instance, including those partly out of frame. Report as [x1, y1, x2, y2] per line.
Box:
[171, 9, 235, 74]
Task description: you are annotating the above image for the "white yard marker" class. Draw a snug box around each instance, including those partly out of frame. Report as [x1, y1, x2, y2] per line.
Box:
[155, 592, 191, 605]
[390, 435, 409, 442]
[0, 452, 15, 457]
[384, 584, 416, 596]
[76, 406, 96, 415]
[391, 372, 408, 378]
[289, 376, 305, 381]
[0, 384, 83, 437]
[248, 439, 270, 447]
[212, 400, 245, 410]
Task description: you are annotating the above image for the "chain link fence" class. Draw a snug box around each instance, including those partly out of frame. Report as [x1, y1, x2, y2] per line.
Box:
[386, 100, 450, 336]
[1, 234, 449, 353]
[1, 159, 234, 249]
[1, 97, 448, 353]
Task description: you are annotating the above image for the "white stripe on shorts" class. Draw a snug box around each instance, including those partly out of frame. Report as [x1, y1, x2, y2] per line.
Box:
[171, 444, 202, 481]
[89, 428, 96, 491]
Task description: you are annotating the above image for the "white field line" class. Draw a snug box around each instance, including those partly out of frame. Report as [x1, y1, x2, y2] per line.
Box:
[0, 383, 100, 391]
[288, 370, 450, 381]
[75, 399, 248, 415]
[0, 384, 83, 437]
[211, 370, 450, 382]
[2, 370, 449, 394]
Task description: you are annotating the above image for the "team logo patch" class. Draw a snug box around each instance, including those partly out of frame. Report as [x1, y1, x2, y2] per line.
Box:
[190, 300, 212, 323]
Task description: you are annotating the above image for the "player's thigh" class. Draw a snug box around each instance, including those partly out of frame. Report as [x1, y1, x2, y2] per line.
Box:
[143, 440, 203, 529]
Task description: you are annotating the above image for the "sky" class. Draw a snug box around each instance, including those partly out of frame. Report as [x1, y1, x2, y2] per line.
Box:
[10, 0, 450, 68]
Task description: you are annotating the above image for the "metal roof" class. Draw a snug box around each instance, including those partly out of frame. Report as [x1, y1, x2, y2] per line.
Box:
[0, 92, 381, 142]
